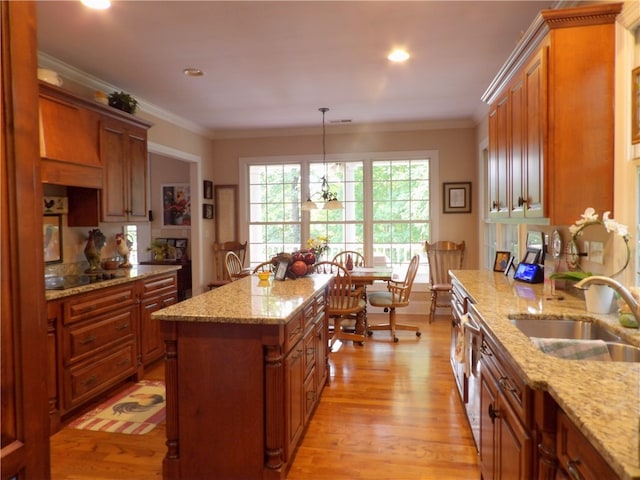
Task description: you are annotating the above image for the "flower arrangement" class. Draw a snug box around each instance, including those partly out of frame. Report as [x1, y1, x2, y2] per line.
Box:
[147, 240, 176, 261]
[306, 236, 329, 259]
[551, 208, 631, 282]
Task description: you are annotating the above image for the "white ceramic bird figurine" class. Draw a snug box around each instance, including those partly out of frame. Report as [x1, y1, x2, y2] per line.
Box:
[115, 233, 132, 268]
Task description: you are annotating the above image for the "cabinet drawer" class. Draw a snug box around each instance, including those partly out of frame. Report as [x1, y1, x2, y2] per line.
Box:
[64, 342, 136, 409]
[481, 337, 530, 426]
[141, 273, 177, 299]
[303, 302, 316, 329]
[303, 329, 316, 379]
[556, 411, 616, 480]
[65, 284, 137, 324]
[64, 307, 135, 364]
[284, 313, 304, 353]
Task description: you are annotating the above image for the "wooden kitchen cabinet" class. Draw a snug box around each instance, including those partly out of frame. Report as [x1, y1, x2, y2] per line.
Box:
[61, 283, 138, 412]
[160, 284, 329, 479]
[139, 273, 178, 367]
[100, 117, 150, 222]
[39, 81, 103, 189]
[483, 3, 620, 225]
[479, 317, 533, 479]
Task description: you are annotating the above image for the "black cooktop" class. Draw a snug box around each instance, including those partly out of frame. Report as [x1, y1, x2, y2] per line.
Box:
[44, 273, 125, 290]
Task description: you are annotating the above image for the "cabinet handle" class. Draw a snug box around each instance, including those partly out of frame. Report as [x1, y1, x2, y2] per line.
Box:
[517, 196, 528, 207]
[488, 403, 500, 423]
[79, 335, 97, 345]
[566, 459, 585, 480]
[115, 323, 129, 331]
[480, 343, 493, 357]
[491, 200, 499, 209]
[145, 302, 159, 310]
[83, 375, 97, 387]
[498, 376, 518, 394]
[163, 296, 176, 305]
[306, 346, 315, 355]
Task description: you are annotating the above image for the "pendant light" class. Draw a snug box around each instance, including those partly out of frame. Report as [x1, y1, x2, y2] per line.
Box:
[301, 107, 343, 211]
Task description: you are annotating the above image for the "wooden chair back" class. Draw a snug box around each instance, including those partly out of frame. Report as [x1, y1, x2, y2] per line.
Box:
[424, 241, 465, 287]
[213, 241, 247, 281]
[314, 261, 363, 315]
[252, 261, 273, 273]
[332, 250, 366, 269]
[386, 254, 420, 308]
[224, 251, 245, 281]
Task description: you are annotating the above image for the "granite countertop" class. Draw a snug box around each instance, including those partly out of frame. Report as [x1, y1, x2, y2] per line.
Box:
[152, 273, 332, 325]
[451, 270, 640, 480]
[44, 264, 182, 301]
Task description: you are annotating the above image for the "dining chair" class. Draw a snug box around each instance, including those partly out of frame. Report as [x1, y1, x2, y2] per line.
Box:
[225, 251, 249, 281]
[315, 261, 367, 350]
[332, 250, 366, 270]
[367, 255, 421, 342]
[252, 261, 274, 273]
[208, 241, 248, 289]
[425, 240, 465, 323]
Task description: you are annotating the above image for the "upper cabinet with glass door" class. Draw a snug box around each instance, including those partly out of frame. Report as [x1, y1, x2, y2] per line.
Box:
[483, 3, 621, 225]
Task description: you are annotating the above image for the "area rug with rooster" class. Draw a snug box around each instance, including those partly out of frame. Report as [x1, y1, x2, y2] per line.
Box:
[68, 380, 165, 435]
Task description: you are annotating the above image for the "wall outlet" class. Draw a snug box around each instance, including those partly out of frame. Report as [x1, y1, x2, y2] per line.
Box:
[590, 241, 604, 264]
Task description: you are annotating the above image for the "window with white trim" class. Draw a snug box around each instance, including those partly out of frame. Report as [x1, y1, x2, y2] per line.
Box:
[242, 152, 434, 282]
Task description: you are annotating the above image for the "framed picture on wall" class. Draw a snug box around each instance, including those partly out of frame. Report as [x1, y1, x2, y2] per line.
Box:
[203, 203, 214, 219]
[43, 215, 62, 264]
[443, 182, 471, 214]
[162, 184, 191, 227]
[203, 180, 213, 199]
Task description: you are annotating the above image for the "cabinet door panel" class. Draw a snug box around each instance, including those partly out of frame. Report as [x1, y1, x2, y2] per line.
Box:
[128, 129, 148, 219]
[509, 78, 525, 218]
[498, 394, 532, 479]
[101, 121, 128, 221]
[522, 48, 546, 218]
[480, 369, 497, 479]
[285, 344, 305, 461]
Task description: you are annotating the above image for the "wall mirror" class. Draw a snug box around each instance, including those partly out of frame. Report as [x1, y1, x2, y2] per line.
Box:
[215, 185, 238, 243]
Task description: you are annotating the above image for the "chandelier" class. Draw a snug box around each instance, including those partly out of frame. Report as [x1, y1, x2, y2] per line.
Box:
[301, 108, 343, 211]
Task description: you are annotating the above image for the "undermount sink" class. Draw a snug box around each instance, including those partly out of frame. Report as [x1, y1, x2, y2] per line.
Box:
[509, 316, 640, 363]
[509, 317, 622, 342]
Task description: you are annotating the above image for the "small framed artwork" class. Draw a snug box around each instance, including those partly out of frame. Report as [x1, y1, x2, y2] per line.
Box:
[493, 251, 511, 272]
[203, 203, 214, 219]
[443, 182, 471, 214]
[174, 238, 188, 260]
[633, 66, 640, 145]
[43, 196, 68, 214]
[43, 215, 62, 264]
[162, 183, 191, 227]
[203, 180, 213, 199]
[274, 261, 289, 281]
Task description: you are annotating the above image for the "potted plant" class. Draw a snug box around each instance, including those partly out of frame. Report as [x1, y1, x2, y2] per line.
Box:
[107, 91, 138, 114]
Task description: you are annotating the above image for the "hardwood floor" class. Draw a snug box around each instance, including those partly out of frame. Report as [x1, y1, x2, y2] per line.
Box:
[50, 313, 479, 479]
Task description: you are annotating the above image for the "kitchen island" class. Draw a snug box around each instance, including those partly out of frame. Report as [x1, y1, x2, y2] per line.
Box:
[152, 273, 332, 480]
[451, 270, 640, 479]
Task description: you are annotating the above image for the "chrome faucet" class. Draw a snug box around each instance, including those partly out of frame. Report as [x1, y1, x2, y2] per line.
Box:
[575, 276, 640, 323]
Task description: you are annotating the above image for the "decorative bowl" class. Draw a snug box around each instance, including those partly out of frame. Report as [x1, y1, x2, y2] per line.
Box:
[257, 271, 270, 281]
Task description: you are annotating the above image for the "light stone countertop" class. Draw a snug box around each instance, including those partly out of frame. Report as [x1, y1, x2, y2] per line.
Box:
[152, 273, 333, 324]
[451, 270, 640, 480]
[44, 264, 182, 301]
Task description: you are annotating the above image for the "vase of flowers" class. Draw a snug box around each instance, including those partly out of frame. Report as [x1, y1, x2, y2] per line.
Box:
[306, 236, 329, 261]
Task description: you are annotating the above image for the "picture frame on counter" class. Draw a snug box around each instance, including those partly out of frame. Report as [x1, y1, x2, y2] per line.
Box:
[443, 182, 471, 214]
[274, 261, 289, 281]
[43, 214, 62, 264]
[493, 251, 511, 272]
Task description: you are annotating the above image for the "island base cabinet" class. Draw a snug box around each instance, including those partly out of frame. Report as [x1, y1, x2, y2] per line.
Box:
[162, 306, 327, 480]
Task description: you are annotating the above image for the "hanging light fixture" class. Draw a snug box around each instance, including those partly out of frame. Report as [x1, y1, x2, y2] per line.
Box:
[301, 107, 343, 211]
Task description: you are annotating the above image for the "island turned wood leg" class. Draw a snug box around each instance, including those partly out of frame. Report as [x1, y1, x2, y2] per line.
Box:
[161, 322, 180, 479]
[264, 344, 285, 472]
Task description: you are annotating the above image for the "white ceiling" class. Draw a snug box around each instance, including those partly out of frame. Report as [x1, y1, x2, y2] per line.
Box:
[36, 1, 562, 137]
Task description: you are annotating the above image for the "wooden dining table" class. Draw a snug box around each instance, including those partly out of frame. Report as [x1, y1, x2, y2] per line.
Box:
[347, 267, 394, 335]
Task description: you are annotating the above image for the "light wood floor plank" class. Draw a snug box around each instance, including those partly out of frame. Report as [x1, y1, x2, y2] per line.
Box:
[51, 313, 479, 479]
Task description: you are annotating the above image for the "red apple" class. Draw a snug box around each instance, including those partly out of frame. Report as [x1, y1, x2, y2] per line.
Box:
[290, 260, 308, 277]
[303, 252, 316, 265]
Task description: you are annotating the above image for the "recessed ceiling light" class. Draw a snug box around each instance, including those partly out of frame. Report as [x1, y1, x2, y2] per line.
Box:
[81, 0, 111, 10]
[183, 68, 204, 77]
[388, 49, 410, 63]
